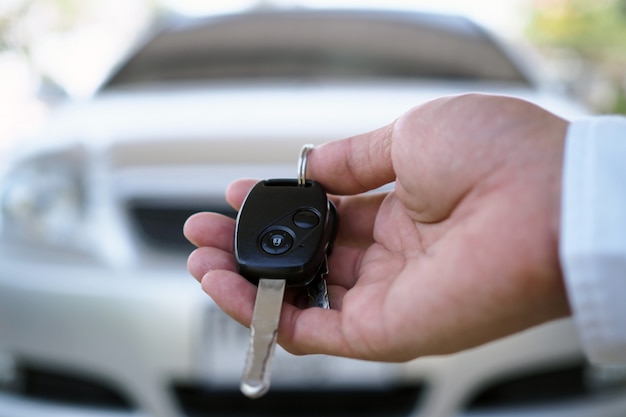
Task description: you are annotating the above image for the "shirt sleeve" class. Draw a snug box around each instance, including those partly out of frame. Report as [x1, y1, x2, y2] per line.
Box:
[560, 116, 626, 364]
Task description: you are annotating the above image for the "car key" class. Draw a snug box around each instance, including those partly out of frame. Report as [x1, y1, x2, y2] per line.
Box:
[234, 145, 337, 398]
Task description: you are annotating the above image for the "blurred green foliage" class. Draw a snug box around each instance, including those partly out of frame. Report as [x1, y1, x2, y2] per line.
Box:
[1, 0, 160, 53]
[1, 0, 81, 52]
[0, 0, 162, 96]
[527, 0, 626, 113]
[529, 0, 626, 55]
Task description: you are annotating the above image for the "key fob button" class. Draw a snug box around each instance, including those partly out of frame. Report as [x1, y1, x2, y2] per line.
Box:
[260, 228, 293, 255]
[293, 209, 320, 229]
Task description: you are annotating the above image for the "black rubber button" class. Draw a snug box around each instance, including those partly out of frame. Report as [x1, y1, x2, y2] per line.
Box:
[260, 229, 293, 255]
[293, 209, 319, 229]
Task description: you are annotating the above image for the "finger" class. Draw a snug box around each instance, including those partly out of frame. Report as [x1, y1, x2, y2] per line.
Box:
[183, 212, 235, 249]
[225, 178, 258, 211]
[307, 124, 396, 195]
[203, 270, 353, 356]
[278, 305, 355, 357]
[187, 246, 237, 282]
[201, 269, 257, 328]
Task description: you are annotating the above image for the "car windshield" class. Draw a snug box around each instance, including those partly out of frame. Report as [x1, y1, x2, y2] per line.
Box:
[102, 10, 530, 89]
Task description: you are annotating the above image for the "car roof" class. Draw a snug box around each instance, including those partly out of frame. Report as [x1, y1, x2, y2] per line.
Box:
[100, 8, 532, 90]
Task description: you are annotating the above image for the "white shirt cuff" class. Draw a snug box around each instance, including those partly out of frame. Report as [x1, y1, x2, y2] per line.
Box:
[560, 116, 626, 364]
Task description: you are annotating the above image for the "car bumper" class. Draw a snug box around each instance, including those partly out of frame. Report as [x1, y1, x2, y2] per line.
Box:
[0, 245, 206, 417]
[0, 245, 413, 416]
[1, 245, 625, 417]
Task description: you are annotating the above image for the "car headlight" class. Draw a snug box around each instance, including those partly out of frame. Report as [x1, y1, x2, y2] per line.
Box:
[1, 148, 87, 248]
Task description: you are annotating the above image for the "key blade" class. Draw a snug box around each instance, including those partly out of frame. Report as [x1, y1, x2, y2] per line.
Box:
[241, 278, 286, 398]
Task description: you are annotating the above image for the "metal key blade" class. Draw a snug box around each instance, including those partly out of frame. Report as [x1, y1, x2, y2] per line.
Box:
[241, 278, 286, 398]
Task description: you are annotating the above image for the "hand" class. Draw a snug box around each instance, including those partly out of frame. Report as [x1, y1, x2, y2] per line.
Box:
[185, 93, 571, 362]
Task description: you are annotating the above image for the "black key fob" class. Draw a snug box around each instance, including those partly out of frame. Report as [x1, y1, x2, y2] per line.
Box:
[234, 179, 337, 287]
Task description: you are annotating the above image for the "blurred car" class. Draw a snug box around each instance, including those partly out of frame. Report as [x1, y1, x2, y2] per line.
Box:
[1, 7, 625, 417]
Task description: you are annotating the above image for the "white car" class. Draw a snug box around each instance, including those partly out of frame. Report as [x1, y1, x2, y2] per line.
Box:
[1, 7, 624, 417]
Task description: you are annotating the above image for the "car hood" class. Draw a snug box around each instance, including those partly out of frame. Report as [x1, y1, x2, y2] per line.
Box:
[34, 80, 585, 149]
[8, 80, 587, 178]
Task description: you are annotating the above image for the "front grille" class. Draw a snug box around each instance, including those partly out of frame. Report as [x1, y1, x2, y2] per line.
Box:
[1, 362, 133, 410]
[128, 202, 237, 252]
[173, 383, 424, 417]
[465, 359, 625, 410]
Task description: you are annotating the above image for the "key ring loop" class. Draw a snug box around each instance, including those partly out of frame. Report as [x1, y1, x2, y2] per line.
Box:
[297, 144, 314, 186]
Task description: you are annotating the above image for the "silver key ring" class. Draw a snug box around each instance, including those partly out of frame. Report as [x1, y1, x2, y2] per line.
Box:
[297, 144, 314, 186]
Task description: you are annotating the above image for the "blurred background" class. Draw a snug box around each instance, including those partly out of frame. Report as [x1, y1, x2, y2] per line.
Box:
[1, 0, 626, 151]
[1, 2, 626, 417]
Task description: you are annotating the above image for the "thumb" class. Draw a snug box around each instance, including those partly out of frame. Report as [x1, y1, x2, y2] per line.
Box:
[306, 124, 396, 195]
